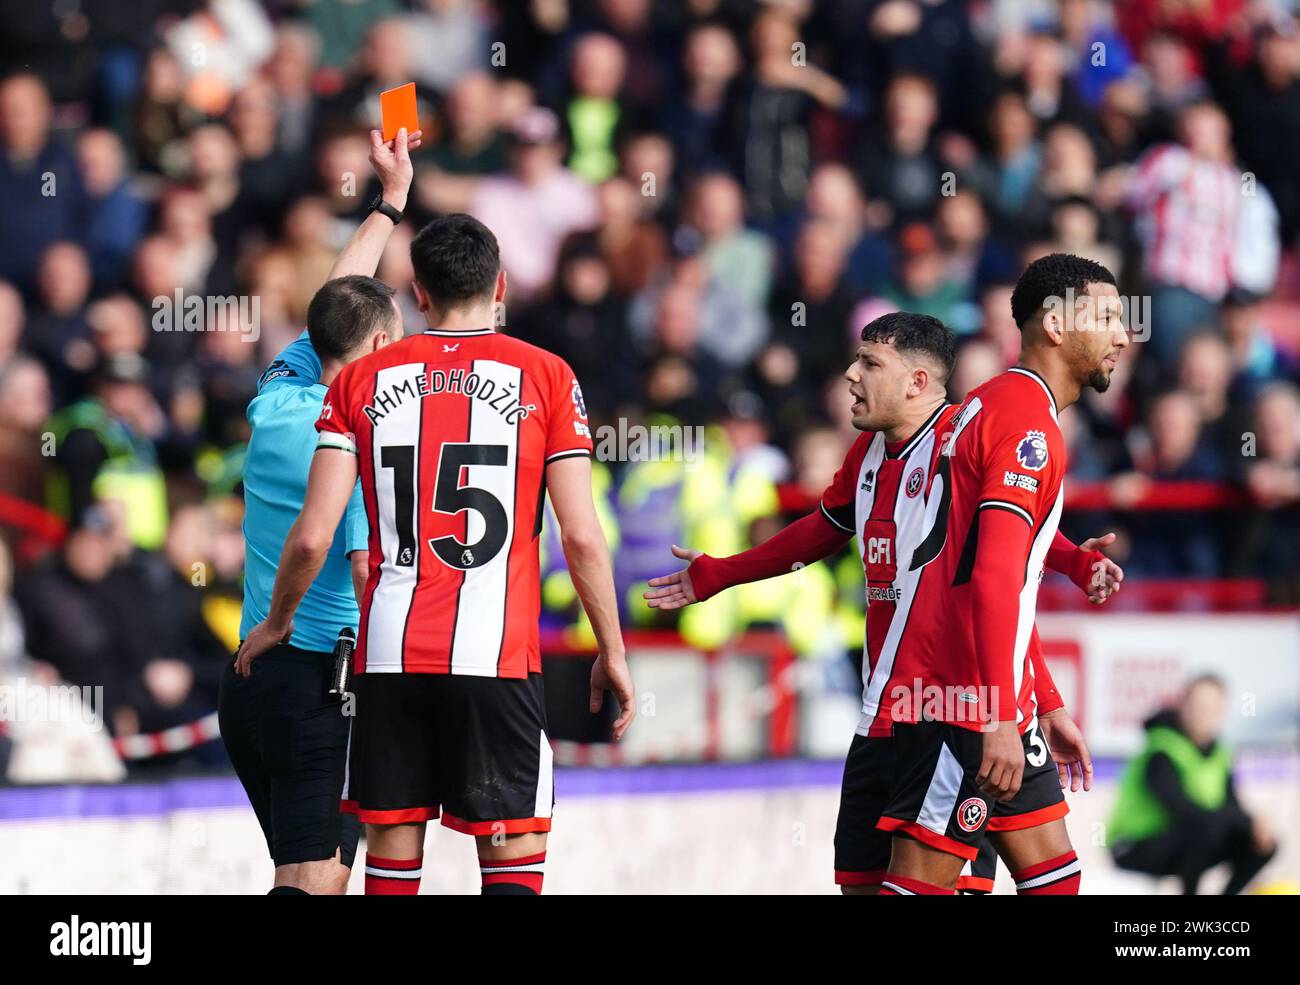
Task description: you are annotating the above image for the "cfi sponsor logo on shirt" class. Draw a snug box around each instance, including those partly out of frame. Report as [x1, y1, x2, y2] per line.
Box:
[1015, 430, 1049, 471]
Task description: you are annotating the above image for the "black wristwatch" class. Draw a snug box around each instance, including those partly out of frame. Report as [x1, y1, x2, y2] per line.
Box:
[368, 194, 403, 225]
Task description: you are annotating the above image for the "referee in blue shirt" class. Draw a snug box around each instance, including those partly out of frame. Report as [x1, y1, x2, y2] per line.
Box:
[218, 126, 420, 895]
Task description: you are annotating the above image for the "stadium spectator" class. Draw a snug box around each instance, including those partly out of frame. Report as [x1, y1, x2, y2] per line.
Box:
[25, 243, 95, 406]
[661, 21, 743, 177]
[1127, 101, 1244, 364]
[470, 106, 600, 303]
[77, 129, 150, 292]
[0, 73, 88, 292]
[858, 72, 943, 227]
[688, 171, 775, 309]
[1111, 675, 1278, 894]
[563, 33, 628, 184]
[1115, 389, 1225, 577]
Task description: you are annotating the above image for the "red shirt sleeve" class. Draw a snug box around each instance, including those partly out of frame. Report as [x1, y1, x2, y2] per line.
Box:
[970, 506, 1031, 722]
[688, 510, 852, 602]
[1046, 529, 1105, 593]
[543, 357, 594, 464]
[1028, 626, 1064, 716]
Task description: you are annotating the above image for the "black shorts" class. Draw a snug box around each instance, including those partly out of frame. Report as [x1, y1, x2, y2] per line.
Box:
[834, 733, 996, 892]
[218, 646, 360, 868]
[342, 672, 553, 835]
[877, 719, 1068, 861]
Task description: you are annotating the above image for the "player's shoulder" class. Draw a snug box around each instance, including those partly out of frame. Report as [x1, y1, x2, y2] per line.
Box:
[969, 368, 1060, 429]
[485, 331, 574, 375]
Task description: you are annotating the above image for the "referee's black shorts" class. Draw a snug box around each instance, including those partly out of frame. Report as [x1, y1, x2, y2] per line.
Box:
[218, 644, 360, 868]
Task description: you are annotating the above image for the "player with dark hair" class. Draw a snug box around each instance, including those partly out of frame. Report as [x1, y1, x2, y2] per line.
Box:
[645, 308, 1121, 893]
[220, 127, 420, 895]
[869, 253, 1128, 896]
[237, 212, 636, 895]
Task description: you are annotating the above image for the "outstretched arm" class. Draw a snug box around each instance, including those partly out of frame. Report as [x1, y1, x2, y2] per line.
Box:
[643, 509, 852, 610]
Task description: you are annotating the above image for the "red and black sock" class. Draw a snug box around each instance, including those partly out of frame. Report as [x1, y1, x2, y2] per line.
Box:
[878, 874, 955, 895]
[480, 852, 546, 895]
[1013, 851, 1081, 895]
[364, 853, 423, 895]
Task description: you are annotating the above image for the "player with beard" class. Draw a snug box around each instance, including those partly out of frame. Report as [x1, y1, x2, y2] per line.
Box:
[872, 254, 1129, 896]
[645, 308, 1122, 893]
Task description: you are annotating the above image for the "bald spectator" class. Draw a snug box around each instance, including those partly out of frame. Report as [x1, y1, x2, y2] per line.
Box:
[186, 123, 252, 294]
[230, 78, 308, 232]
[948, 337, 1002, 403]
[661, 22, 742, 175]
[564, 33, 628, 183]
[688, 172, 774, 308]
[26, 243, 94, 405]
[858, 73, 944, 226]
[0, 357, 52, 546]
[1177, 331, 1252, 477]
[736, 9, 846, 223]
[77, 129, 150, 291]
[800, 163, 893, 295]
[0, 74, 89, 291]
[423, 72, 507, 177]
[325, 17, 437, 133]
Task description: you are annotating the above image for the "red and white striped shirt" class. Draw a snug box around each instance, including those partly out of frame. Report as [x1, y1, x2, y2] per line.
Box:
[316, 328, 593, 678]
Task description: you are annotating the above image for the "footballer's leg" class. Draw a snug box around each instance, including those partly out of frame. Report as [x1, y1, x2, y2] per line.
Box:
[876, 721, 989, 894]
[834, 733, 894, 894]
[437, 673, 554, 894]
[476, 832, 549, 894]
[988, 819, 1078, 894]
[985, 720, 1080, 894]
[344, 673, 441, 895]
[364, 822, 427, 894]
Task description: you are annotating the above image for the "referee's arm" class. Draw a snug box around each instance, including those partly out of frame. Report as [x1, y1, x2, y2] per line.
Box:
[235, 448, 359, 675]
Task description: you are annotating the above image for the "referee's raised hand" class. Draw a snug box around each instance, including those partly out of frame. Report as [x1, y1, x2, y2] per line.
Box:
[368, 125, 421, 207]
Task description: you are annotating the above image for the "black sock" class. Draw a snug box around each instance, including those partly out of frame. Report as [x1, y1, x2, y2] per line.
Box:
[268, 885, 310, 895]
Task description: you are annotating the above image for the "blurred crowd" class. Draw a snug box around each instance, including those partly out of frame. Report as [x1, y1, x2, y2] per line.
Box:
[2, 0, 1300, 754]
